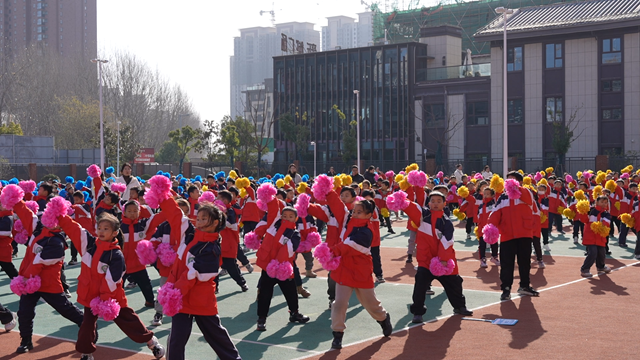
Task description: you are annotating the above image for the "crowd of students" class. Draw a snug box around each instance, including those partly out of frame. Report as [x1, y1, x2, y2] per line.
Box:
[0, 161, 637, 359]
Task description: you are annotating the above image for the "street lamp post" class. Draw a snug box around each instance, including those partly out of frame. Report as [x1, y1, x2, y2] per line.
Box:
[91, 59, 108, 172]
[353, 90, 361, 169]
[310, 141, 316, 177]
[496, 7, 514, 177]
[116, 120, 121, 177]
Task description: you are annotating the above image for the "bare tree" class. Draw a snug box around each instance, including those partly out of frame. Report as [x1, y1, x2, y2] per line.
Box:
[412, 101, 465, 172]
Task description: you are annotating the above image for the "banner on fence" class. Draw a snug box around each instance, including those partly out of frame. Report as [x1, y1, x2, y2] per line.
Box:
[134, 148, 155, 164]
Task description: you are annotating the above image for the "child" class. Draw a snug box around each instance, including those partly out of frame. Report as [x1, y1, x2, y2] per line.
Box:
[548, 180, 567, 235]
[390, 190, 473, 323]
[34, 182, 54, 215]
[476, 187, 499, 268]
[580, 195, 613, 277]
[0, 302, 16, 332]
[58, 211, 165, 360]
[363, 189, 384, 282]
[571, 183, 589, 244]
[292, 194, 318, 297]
[0, 203, 18, 278]
[186, 185, 200, 222]
[618, 182, 638, 248]
[96, 192, 121, 220]
[227, 186, 253, 273]
[328, 199, 392, 350]
[216, 190, 248, 292]
[459, 182, 476, 240]
[69, 191, 95, 266]
[531, 189, 546, 269]
[375, 180, 395, 234]
[537, 184, 551, 252]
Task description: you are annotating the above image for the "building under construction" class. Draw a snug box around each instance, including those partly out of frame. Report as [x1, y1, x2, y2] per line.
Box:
[371, 0, 580, 54]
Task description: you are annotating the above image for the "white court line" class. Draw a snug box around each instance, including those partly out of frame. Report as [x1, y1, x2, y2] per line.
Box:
[292, 260, 640, 360]
[310, 275, 501, 294]
[32, 332, 154, 356]
[379, 245, 636, 259]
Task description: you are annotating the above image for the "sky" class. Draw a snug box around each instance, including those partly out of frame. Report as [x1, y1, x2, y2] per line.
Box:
[97, 0, 374, 123]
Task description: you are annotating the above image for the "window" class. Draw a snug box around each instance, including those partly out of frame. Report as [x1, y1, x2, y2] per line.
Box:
[602, 38, 622, 63]
[507, 46, 523, 71]
[601, 79, 622, 92]
[545, 43, 562, 68]
[507, 99, 523, 123]
[467, 101, 489, 125]
[424, 103, 445, 126]
[546, 97, 563, 122]
[602, 108, 622, 121]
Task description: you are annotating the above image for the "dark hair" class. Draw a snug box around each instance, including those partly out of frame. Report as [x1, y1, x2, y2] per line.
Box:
[349, 183, 358, 189]
[477, 180, 488, 188]
[282, 206, 298, 216]
[352, 165, 358, 170]
[354, 199, 375, 214]
[197, 203, 226, 232]
[484, 187, 496, 195]
[72, 190, 84, 199]
[381, 180, 390, 187]
[429, 191, 447, 200]
[340, 187, 356, 197]
[129, 186, 140, 193]
[137, 189, 146, 197]
[276, 189, 287, 200]
[596, 195, 609, 202]
[285, 187, 294, 193]
[227, 178, 235, 185]
[578, 182, 589, 189]
[187, 185, 199, 194]
[362, 180, 371, 187]
[176, 198, 190, 209]
[288, 163, 297, 175]
[361, 189, 375, 198]
[39, 182, 54, 195]
[554, 179, 563, 184]
[123, 200, 140, 211]
[106, 192, 120, 205]
[228, 186, 239, 196]
[433, 185, 449, 194]
[507, 171, 524, 182]
[121, 162, 132, 172]
[206, 174, 215, 180]
[97, 213, 120, 231]
[630, 182, 638, 189]
[367, 165, 375, 171]
[218, 190, 233, 203]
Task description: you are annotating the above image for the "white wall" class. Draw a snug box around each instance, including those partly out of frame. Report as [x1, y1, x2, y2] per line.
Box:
[490, 46, 503, 160]
[524, 43, 543, 158]
[565, 38, 598, 158]
[625, 32, 640, 154]
[447, 94, 465, 160]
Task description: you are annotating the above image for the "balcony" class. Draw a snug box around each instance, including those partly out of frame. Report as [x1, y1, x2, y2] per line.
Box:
[416, 63, 491, 82]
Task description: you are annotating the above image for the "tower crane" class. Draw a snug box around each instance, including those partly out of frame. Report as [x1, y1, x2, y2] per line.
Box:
[260, 3, 276, 27]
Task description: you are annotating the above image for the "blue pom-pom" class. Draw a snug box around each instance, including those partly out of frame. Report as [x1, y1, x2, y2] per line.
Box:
[157, 171, 163, 175]
[65, 176, 75, 183]
[302, 174, 309, 182]
[180, 178, 187, 186]
[0, 180, 8, 186]
[215, 171, 225, 179]
[59, 189, 67, 198]
[75, 181, 85, 190]
[106, 178, 114, 183]
[9, 178, 18, 185]
[162, 172, 171, 178]
[176, 174, 183, 180]
[249, 177, 254, 180]
[106, 167, 114, 174]
[194, 175, 202, 182]
[86, 176, 92, 184]
[177, 186, 184, 193]
[140, 179, 145, 184]
[83, 191, 90, 202]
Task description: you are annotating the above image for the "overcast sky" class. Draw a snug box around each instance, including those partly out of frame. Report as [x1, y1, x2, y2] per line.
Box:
[97, 0, 373, 123]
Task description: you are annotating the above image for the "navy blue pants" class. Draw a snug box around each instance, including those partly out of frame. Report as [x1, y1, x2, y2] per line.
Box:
[18, 291, 84, 342]
[168, 313, 241, 360]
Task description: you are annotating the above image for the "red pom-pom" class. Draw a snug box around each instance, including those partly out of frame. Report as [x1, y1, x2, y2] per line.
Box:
[157, 282, 183, 317]
[19, 180, 36, 194]
[199, 191, 215, 204]
[295, 193, 310, 218]
[1, 184, 24, 210]
[41, 196, 71, 228]
[156, 243, 177, 267]
[244, 231, 261, 250]
[482, 224, 500, 244]
[386, 191, 409, 212]
[136, 240, 158, 265]
[87, 164, 102, 178]
[90, 297, 121, 321]
[429, 257, 456, 276]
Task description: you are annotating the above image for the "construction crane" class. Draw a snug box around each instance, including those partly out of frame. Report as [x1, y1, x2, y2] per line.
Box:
[260, 2, 276, 27]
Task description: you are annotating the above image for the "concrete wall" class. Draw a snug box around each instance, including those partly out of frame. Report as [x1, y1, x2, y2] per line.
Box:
[524, 43, 543, 158]
[490, 46, 503, 160]
[421, 35, 462, 67]
[565, 38, 599, 158]
[414, 99, 424, 159]
[625, 32, 640, 154]
[447, 94, 466, 160]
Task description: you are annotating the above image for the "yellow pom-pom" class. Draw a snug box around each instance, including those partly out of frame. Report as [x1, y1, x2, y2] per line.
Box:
[518, 169, 524, 175]
[239, 221, 243, 229]
[563, 208, 576, 220]
[595, 172, 606, 185]
[395, 174, 404, 183]
[523, 177, 532, 186]
[622, 165, 634, 174]
[452, 208, 466, 221]
[540, 170, 546, 177]
[381, 208, 390, 218]
[342, 175, 353, 185]
[333, 176, 342, 189]
[568, 182, 575, 189]
[399, 179, 410, 191]
[540, 213, 547, 224]
[229, 170, 238, 179]
[202, 185, 208, 191]
[576, 200, 591, 215]
[474, 227, 480, 239]
[276, 179, 285, 188]
[538, 178, 548, 187]
[457, 186, 469, 199]
[606, 169, 612, 174]
[574, 190, 586, 201]
[284, 175, 292, 184]
[545, 167, 554, 175]
[239, 188, 247, 198]
[605, 180, 617, 194]
[405, 163, 419, 173]
[490, 174, 504, 193]
[297, 182, 308, 194]
[621, 213, 636, 228]
[471, 178, 477, 184]
[577, 171, 583, 179]
[591, 221, 610, 237]
[592, 185, 603, 200]
[557, 206, 565, 214]
[236, 177, 250, 189]
[615, 201, 621, 211]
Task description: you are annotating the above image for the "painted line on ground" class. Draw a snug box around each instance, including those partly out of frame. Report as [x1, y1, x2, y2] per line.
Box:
[32, 332, 153, 356]
[291, 259, 640, 360]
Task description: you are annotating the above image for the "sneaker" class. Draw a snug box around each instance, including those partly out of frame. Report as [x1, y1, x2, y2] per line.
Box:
[144, 301, 155, 308]
[453, 307, 473, 316]
[635, 254, 640, 260]
[619, 243, 628, 248]
[289, 311, 310, 324]
[296, 286, 310, 298]
[537, 261, 546, 269]
[80, 354, 94, 360]
[219, 268, 229, 276]
[406, 254, 413, 263]
[146, 336, 165, 359]
[256, 317, 266, 331]
[581, 271, 592, 277]
[126, 282, 138, 289]
[606, 251, 612, 255]
[479, 259, 488, 268]
[573, 237, 579, 244]
[411, 314, 424, 323]
[376, 275, 386, 283]
[331, 331, 344, 350]
[68, 259, 79, 266]
[490, 257, 501, 266]
[500, 288, 511, 301]
[151, 312, 163, 326]
[517, 286, 540, 297]
[388, 228, 396, 234]
[329, 300, 333, 309]
[16, 340, 33, 354]
[425, 289, 435, 296]
[559, 230, 565, 235]
[305, 269, 317, 278]
[241, 284, 249, 292]
[597, 266, 612, 274]
[543, 244, 551, 252]
[377, 312, 392, 337]
[466, 234, 471, 240]
[64, 290, 72, 298]
[4, 312, 16, 332]
[245, 263, 254, 274]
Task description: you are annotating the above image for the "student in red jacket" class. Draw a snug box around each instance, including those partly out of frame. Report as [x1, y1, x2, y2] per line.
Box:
[158, 198, 241, 360]
[363, 189, 385, 283]
[186, 185, 200, 222]
[0, 203, 18, 278]
[547, 180, 567, 235]
[618, 182, 638, 247]
[329, 199, 392, 350]
[580, 195, 613, 277]
[69, 191, 95, 266]
[487, 171, 539, 301]
[59, 212, 165, 360]
[216, 190, 248, 292]
[476, 186, 499, 268]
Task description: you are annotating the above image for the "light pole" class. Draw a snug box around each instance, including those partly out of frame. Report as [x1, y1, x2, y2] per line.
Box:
[496, 7, 513, 177]
[116, 120, 121, 177]
[353, 90, 361, 169]
[91, 59, 108, 172]
[178, 113, 191, 129]
[310, 141, 316, 177]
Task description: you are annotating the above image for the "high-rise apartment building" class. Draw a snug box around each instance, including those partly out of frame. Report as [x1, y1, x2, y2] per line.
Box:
[230, 22, 320, 119]
[321, 12, 373, 51]
[0, 0, 97, 59]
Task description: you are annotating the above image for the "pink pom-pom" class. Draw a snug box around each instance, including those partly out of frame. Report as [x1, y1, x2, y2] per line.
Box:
[14, 219, 24, 233]
[144, 175, 172, 209]
[10, 275, 27, 296]
[244, 231, 261, 250]
[257, 183, 277, 203]
[482, 224, 500, 244]
[1, 184, 24, 210]
[306, 232, 322, 248]
[436, 171, 444, 178]
[110, 183, 127, 193]
[386, 191, 409, 212]
[42, 196, 71, 229]
[19, 180, 36, 194]
[534, 172, 543, 182]
[157, 282, 183, 317]
[213, 199, 226, 212]
[199, 191, 215, 204]
[407, 170, 427, 187]
[385, 171, 395, 180]
[583, 171, 593, 180]
[313, 242, 332, 262]
[25, 200, 39, 214]
[296, 239, 313, 253]
[87, 164, 102, 178]
[374, 174, 380, 181]
[157, 243, 176, 267]
[311, 174, 334, 201]
[399, 171, 406, 175]
[504, 179, 521, 200]
[474, 173, 483, 180]
[446, 194, 454, 202]
[24, 275, 41, 294]
[14, 231, 28, 244]
[267, 259, 293, 281]
[136, 240, 158, 265]
[450, 185, 457, 193]
[565, 175, 573, 184]
[295, 193, 310, 218]
[355, 196, 364, 201]
[90, 297, 121, 321]
[621, 173, 630, 180]
[256, 199, 268, 211]
[429, 257, 456, 276]
[324, 256, 341, 271]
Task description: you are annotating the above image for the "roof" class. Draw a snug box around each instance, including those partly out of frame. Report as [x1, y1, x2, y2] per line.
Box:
[474, 0, 640, 41]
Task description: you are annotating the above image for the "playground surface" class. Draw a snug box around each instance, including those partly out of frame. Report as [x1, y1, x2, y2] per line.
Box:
[0, 219, 638, 359]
